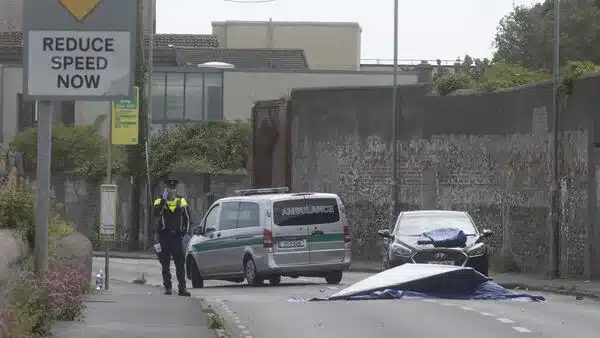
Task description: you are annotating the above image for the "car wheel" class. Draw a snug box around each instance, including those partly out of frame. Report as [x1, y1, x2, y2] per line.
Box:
[244, 258, 263, 286]
[269, 275, 282, 286]
[325, 271, 343, 285]
[187, 255, 204, 288]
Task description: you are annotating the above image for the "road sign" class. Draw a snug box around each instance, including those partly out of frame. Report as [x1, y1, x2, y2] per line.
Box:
[23, 0, 137, 101]
[100, 184, 117, 239]
[112, 86, 139, 145]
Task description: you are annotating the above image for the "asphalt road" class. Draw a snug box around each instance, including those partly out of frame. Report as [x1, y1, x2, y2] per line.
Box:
[95, 257, 600, 338]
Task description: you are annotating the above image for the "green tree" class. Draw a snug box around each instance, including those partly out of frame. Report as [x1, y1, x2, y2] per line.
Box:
[148, 120, 251, 183]
[493, 0, 600, 70]
[10, 124, 123, 183]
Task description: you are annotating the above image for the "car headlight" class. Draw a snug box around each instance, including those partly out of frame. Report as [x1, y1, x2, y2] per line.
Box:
[466, 243, 486, 257]
[390, 242, 414, 257]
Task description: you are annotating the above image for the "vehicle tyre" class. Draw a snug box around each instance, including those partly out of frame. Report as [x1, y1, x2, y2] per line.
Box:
[269, 275, 282, 286]
[325, 271, 343, 285]
[244, 257, 263, 286]
[187, 255, 204, 288]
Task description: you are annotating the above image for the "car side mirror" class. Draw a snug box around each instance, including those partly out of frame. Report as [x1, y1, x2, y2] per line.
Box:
[192, 226, 202, 236]
[205, 226, 216, 234]
[377, 229, 392, 239]
[482, 229, 492, 237]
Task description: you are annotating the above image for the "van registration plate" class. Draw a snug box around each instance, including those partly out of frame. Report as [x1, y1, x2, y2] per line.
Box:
[278, 240, 305, 248]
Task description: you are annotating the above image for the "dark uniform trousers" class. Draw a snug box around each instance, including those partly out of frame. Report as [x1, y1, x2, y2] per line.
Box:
[154, 197, 190, 292]
[158, 231, 186, 291]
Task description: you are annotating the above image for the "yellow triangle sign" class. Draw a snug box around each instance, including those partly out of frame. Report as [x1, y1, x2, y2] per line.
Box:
[58, 0, 104, 23]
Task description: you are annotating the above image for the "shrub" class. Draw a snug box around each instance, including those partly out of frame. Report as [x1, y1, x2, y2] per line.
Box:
[0, 170, 74, 250]
[0, 255, 89, 337]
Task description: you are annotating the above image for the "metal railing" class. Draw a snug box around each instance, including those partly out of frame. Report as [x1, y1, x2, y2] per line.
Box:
[360, 58, 458, 66]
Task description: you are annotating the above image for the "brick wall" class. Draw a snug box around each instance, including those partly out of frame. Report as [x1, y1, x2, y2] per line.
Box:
[286, 77, 600, 278]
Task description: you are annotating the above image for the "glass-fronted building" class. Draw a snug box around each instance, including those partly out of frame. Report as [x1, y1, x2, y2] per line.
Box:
[150, 68, 224, 134]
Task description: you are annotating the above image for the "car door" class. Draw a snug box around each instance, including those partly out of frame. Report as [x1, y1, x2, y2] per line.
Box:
[307, 196, 347, 265]
[192, 203, 221, 276]
[212, 201, 240, 275]
[232, 201, 262, 274]
[271, 196, 311, 267]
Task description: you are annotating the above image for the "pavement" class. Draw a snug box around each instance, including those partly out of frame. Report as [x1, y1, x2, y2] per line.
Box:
[50, 279, 217, 338]
[84, 256, 600, 338]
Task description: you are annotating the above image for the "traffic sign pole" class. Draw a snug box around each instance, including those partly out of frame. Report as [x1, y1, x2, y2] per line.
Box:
[34, 101, 53, 279]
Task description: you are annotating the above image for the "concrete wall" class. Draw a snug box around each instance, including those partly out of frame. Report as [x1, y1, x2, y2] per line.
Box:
[223, 70, 418, 120]
[287, 76, 600, 278]
[212, 21, 361, 71]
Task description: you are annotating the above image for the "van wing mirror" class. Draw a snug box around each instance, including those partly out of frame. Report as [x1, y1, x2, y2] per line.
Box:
[205, 226, 217, 234]
[191, 226, 202, 236]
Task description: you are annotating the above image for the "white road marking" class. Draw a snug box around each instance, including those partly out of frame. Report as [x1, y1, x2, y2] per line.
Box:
[497, 318, 515, 324]
[460, 306, 474, 311]
[440, 302, 456, 306]
[422, 299, 437, 303]
[479, 312, 495, 316]
[238, 325, 246, 329]
[512, 327, 531, 333]
[243, 330, 251, 335]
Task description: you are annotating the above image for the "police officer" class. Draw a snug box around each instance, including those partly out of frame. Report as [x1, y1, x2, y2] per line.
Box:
[153, 177, 191, 296]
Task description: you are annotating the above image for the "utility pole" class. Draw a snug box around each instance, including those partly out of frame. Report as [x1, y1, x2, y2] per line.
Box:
[549, 0, 561, 279]
[129, 0, 148, 250]
[390, 0, 399, 228]
[143, 0, 155, 250]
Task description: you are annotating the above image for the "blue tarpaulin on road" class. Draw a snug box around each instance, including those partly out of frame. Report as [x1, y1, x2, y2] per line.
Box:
[294, 264, 545, 302]
[416, 227, 468, 248]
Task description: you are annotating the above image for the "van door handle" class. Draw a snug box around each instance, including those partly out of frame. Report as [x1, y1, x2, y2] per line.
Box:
[311, 230, 324, 235]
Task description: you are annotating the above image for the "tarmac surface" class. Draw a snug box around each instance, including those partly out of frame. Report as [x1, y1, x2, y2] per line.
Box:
[81, 257, 600, 338]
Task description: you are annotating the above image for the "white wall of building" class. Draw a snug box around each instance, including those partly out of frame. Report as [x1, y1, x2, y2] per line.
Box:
[222, 69, 417, 120]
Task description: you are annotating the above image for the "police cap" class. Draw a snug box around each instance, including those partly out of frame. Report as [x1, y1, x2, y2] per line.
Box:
[164, 178, 180, 187]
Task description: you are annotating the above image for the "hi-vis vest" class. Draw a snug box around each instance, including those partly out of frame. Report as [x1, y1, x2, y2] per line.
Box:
[154, 197, 189, 233]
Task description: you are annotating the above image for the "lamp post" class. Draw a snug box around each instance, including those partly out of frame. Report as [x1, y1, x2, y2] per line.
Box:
[549, 0, 560, 279]
[390, 0, 399, 227]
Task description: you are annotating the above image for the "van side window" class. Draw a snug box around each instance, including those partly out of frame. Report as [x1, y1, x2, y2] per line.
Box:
[203, 204, 220, 230]
[219, 202, 240, 230]
[237, 202, 260, 228]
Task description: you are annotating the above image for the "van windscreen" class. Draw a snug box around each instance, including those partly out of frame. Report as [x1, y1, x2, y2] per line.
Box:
[273, 198, 340, 226]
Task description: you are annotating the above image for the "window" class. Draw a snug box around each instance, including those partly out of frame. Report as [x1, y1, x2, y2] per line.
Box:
[273, 198, 340, 226]
[219, 202, 239, 230]
[204, 73, 223, 120]
[166, 73, 184, 120]
[237, 202, 260, 228]
[151, 73, 166, 121]
[184, 73, 204, 121]
[203, 204, 220, 230]
[395, 214, 477, 236]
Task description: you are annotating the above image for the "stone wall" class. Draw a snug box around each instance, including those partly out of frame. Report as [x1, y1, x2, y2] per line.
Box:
[285, 76, 600, 278]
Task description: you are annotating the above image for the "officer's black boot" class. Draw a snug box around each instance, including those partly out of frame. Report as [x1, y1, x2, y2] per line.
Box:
[178, 288, 191, 297]
[164, 289, 172, 295]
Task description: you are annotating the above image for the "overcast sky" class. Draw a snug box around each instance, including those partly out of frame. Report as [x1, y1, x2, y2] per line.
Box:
[156, 0, 540, 62]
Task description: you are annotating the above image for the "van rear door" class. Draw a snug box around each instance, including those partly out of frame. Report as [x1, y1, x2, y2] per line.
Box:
[305, 196, 346, 265]
[271, 196, 310, 267]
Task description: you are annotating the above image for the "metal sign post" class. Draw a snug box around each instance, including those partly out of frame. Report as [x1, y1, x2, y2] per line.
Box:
[23, 0, 137, 280]
[100, 184, 117, 290]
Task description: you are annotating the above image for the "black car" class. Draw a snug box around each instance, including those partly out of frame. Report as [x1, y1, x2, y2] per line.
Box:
[377, 210, 492, 276]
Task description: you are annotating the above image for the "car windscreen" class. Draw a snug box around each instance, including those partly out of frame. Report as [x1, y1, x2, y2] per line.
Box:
[395, 215, 477, 235]
[273, 198, 340, 226]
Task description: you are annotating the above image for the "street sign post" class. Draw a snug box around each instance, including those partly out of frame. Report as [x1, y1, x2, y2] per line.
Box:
[23, 0, 137, 283]
[100, 183, 118, 290]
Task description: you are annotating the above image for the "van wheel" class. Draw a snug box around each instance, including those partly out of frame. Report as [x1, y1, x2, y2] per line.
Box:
[244, 258, 263, 286]
[269, 275, 281, 286]
[187, 256, 204, 288]
[325, 271, 343, 285]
